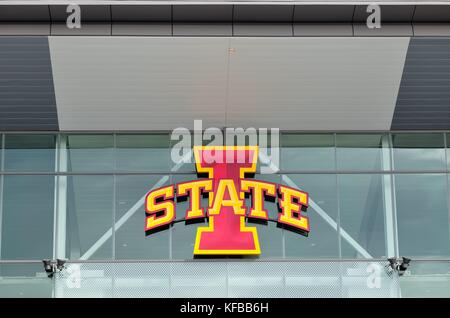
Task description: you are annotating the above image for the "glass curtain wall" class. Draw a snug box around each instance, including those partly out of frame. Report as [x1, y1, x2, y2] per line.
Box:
[0, 132, 450, 261]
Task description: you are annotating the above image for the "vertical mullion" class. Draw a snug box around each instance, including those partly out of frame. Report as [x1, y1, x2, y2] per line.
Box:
[52, 134, 60, 259]
[444, 133, 450, 253]
[280, 133, 286, 259]
[1, 133, 4, 170]
[444, 132, 448, 173]
[0, 133, 5, 258]
[382, 133, 398, 258]
[168, 132, 173, 260]
[389, 133, 400, 258]
[169, 173, 173, 260]
[334, 133, 342, 259]
[111, 133, 117, 298]
[54, 134, 68, 259]
[334, 133, 344, 298]
[112, 133, 117, 260]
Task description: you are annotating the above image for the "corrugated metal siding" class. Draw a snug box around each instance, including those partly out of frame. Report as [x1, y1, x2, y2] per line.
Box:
[391, 38, 450, 130]
[0, 37, 58, 131]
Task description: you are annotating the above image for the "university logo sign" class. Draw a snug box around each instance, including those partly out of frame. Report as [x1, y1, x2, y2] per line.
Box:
[145, 146, 309, 256]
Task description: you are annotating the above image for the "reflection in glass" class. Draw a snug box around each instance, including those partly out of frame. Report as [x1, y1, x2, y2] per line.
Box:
[66, 134, 114, 171]
[281, 134, 335, 171]
[392, 133, 445, 171]
[336, 134, 383, 171]
[66, 176, 114, 259]
[4, 134, 56, 171]
[115, 175, 170, 259]
[395, 174, 450, 257]
[116, 134, 170, 172]
[283, 174, 339, 258]
[338, 174, 387, 258]
[1, 176, 54, 260]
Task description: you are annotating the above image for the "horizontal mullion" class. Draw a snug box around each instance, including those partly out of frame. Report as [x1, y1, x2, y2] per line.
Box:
[0, 170, 449, 175]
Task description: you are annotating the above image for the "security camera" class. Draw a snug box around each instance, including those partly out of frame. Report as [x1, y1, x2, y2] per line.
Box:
[387, 257, 397, 270]
[42, 259, 55, 278]
[42, 259, 53, 273]
[386, 257, 412, 276]
[398, 257, 411, 276]
[56, 259, 66, 271]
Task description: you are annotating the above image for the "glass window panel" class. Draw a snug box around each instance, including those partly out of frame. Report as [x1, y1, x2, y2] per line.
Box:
[392, 133, 445, 171]
[171, 221, 206, 260]
[223, 131, 275, 174]
[1, 176, 54, 259]
[115, 175, 170, 259]
[250, 222, 283, 259]
[4, 134, 56, 171]
[283, 174, 339, 258]
[254, 136, 278, 174]
[338, 174, 387, 258]
[0, 264, 52, 298]
[399, 261, 450, 297]
[258, 146, 279, 175]
[66, 176, 114, 260]
[336, 134, 383, 171]
[281, 134, 335, 171]
[169, 132, 275, 174]
[395, 174, 450, 257]
[66, 135, 114, 171]
[169, 133, 196, 173]
[246, 174, 283, 258]
[171, 174, 207, 260]
[116, 134, 170, 172]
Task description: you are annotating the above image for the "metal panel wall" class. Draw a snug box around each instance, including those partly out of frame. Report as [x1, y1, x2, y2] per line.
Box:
[0, 37, 58, 130]
[391, 38, 450, 130]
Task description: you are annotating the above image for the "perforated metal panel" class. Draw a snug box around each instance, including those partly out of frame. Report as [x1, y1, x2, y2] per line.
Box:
[54, 261, 400, 298]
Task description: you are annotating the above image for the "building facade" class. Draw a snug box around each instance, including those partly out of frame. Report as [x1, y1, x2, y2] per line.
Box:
[0, 1, 450, 298]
